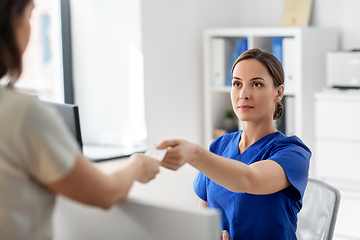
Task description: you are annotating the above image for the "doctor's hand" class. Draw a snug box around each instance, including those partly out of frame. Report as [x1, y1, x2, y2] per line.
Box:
[221, 230, 232, 240]
[129, 154, 160, 183]
[156, 139, 204, 171]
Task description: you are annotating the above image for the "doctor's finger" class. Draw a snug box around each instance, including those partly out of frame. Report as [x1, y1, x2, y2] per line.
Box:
[156, 139, 182, 149]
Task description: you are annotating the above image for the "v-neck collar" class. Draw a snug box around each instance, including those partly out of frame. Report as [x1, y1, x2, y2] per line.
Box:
[236, 130, 280, 156]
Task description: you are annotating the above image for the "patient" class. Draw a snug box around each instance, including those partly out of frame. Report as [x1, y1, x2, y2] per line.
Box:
[0, 1, 160, 239]
[158, 48, 312, 240]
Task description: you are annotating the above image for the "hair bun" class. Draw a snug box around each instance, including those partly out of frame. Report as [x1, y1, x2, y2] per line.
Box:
[273, 102, 284, 120]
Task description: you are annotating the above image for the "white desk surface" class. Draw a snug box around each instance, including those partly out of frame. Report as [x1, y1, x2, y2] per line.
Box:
[93, 157, 200, 207]
[53, 158, 219, 240]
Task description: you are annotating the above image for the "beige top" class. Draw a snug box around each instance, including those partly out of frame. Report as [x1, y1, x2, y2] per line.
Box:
[0, 88, 80, 240]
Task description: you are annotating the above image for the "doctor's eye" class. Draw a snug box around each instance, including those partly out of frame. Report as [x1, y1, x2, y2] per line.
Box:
[233, 81, 241, 88]
[253, 82, 263, 88]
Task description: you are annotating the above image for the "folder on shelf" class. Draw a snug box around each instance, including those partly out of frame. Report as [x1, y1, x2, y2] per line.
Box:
[282, 38, 296, 95]
[226, 38, 248, 86]
[272, 37, 283, 64]
[211, 38, 232, 87]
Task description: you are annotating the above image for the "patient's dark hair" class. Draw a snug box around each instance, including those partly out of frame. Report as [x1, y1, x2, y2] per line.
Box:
[231, 48, 285, 120]
[0, 0, 31, 83]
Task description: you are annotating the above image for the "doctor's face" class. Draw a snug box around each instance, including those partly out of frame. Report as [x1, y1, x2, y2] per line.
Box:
[231, 59, 281, 124]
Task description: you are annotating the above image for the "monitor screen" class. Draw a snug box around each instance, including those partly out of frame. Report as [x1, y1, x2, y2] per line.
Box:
[43, 101, 147, 161]
[43, 101, 83, 151]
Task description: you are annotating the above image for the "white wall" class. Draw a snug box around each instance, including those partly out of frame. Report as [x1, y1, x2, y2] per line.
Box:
[141, 0, 241, 146]
[142, 0, 360, 147]
[237, 0, 285, 26]
[139, 0, 242, 208]
[311, 0, 360, 50]
[237, 0, 360, 50]
[70, 0, 360, 149]
[137, 0, 360, 207]
[68, 0, 360, 208]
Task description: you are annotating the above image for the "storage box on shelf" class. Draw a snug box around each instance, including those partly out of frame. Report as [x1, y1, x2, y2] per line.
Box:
[203, 27, 338, 169]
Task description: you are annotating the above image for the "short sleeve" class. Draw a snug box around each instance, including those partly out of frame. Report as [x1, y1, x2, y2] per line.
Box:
[19, 96, 80, 184]
[193, 171, 208, 202]
[193, 132, 240, 202]
[268, 136, 311, 201]
[209, 135, 226, 154]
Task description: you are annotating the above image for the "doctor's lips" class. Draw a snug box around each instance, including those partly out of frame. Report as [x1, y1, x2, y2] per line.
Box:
[239, 105, 254, 110]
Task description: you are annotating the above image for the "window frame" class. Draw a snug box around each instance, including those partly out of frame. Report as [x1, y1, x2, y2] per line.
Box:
[60, 0, 74, 104]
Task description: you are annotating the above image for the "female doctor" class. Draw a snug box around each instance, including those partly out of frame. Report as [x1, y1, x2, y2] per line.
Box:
[158, 48, 311, 240]
[0, 1, 160, 239]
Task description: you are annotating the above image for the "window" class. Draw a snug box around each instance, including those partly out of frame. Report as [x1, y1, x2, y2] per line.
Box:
[16, 0, 72, 103]
[70, 0, 147, 150]
[14, 0, 147, 153]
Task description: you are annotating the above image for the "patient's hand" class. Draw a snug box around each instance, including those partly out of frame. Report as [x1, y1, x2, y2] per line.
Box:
[130, 154, 160, 183]
[221, 230, 232, 240]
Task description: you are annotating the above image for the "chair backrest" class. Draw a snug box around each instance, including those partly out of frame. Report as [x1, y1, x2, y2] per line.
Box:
[296, 178, 341, 240]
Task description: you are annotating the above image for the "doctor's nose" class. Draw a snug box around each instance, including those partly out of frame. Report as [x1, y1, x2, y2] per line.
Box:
[239, 87, 250, 100]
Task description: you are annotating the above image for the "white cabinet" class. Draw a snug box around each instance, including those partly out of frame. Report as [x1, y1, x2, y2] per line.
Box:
[203, 27, 338, 167]
[315, 90, 360, 240]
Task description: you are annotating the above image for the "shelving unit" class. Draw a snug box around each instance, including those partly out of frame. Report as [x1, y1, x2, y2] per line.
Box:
[315, 90, 360, 239]
[203, 27, 338, 171]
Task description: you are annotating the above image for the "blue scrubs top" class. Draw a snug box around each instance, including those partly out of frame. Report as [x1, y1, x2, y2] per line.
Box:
[193, 130, 311, 240]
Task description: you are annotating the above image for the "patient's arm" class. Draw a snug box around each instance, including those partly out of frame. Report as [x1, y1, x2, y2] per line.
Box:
[47, 153, 160, 209]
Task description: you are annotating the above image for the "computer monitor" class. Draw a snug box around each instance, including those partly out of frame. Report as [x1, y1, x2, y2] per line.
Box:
[53, 197, 220, 240]
[44, 101, 83, 150]
[44, 101, 147, 161]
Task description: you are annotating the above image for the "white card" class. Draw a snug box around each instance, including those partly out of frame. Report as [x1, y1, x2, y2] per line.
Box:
[144, 145, 168, 161]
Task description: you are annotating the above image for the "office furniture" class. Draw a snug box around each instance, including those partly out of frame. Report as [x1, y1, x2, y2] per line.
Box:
[203, 27, 338, 163]
[296, 178, 341, 240]
[315, 90, 360, 239]
[52, 159, 214, 240]
[53, 196, 219, 240]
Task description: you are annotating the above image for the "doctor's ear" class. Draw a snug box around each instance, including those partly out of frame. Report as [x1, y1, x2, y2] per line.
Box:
[275, 85, 284, 103]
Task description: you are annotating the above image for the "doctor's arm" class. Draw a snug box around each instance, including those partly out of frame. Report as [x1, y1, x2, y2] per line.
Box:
[157, 140, 290, 195]
[198, 198, 208, 208]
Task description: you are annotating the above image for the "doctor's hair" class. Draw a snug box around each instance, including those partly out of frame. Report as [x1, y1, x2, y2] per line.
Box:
[231, 48, 285, 120]
[0, 0, 32, 83]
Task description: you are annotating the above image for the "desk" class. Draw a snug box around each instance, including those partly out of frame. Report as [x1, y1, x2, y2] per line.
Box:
[93, 157, 200, 207]
[53, 158, 217, 240]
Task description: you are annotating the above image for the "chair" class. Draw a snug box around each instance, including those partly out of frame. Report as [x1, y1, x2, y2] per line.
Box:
[296, 178, 341, 240]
